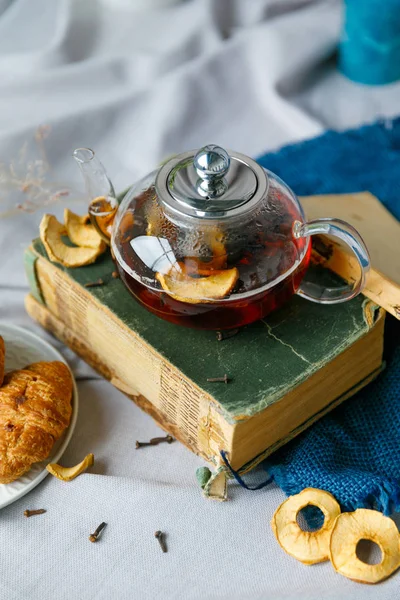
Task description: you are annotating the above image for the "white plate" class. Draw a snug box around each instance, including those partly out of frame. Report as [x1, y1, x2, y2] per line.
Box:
[0, 323, 78, 509]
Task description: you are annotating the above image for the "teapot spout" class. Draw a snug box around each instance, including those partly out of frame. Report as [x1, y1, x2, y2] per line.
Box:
[73, 147, 118, 244]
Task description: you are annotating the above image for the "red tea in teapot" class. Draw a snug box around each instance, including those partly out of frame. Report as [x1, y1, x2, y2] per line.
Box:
[115, 183, 311, 330]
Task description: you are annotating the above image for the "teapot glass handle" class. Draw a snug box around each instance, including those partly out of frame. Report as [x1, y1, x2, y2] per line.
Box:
[293, 218, 370, 304]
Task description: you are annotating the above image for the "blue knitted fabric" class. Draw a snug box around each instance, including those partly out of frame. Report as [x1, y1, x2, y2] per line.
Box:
[257, 118, 400, 515]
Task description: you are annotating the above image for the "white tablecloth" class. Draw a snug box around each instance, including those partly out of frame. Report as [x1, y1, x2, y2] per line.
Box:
[0, 1, 399, 598]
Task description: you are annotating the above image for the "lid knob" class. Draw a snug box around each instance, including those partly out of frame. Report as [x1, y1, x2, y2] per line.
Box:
[194, 145, 230, 181]
[157, 145, 267, 219]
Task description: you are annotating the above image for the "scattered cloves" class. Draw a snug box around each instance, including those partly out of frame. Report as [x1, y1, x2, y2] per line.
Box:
[89, 522, 107, 543]
[136, 435, 175, 449]
[112, 271, 119, 279]
[135, 441, 153, 449]
[207, 374, 230, 384]
[150, 435, 174, 445]
[155, 530, 167, 553]
[24, 509, 46, 518]
[216, 329, 239, 341]
[84, 278, 105, 288]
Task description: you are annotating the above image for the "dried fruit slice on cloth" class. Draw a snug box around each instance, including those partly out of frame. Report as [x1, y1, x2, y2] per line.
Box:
[40, 214, 106, 268]
[64, 208, 104, 249]
[271, 488, 341, 565]
[46, 453, 94, 481]
[156, 267, 239, 304]
[329, 509, 400, 584]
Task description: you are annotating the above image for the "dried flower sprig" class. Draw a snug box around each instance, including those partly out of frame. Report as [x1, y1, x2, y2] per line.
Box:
[0, 125, 76, 220]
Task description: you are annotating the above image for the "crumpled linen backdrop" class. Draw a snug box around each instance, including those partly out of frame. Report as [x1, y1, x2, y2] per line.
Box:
[0, 1, 400, 598]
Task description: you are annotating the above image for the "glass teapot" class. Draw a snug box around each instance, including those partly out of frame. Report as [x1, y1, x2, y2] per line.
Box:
[73, 144, 370, 330]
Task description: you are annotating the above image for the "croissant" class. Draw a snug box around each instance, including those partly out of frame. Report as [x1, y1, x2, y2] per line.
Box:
[0, 361, 73, 484]
[0, 336, 4, 386]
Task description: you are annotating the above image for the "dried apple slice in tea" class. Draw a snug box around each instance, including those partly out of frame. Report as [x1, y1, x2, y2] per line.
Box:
[271, 487, 341, 565]
[172, 228, 228, 276]
[329, 509, 400, 584]
[180, 258, 226, 277]
[40, 214, 106, 268]
[156, 267, 239, 304]
[64, 208, 104, 249]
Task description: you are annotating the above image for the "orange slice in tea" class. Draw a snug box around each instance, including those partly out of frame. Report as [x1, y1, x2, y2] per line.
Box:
[156, 267, 239, 304]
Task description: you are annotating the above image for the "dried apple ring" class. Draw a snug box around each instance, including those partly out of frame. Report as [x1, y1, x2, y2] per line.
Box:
[64, 209, 103, 249]
[329, 509, 400, 584]
[271, 487, 341, 564]
[40, 214, 106, 267]
[156, 267, 239, 304]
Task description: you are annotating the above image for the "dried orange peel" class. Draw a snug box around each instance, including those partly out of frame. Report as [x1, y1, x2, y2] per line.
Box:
[40, 214, 106, 268]
[46, 453, 94, 481]
[329, 509, 400, 584]
[271, 487, 341, 565]
[64, 208, 104, 249]
[156, 266, 239, 304]
[0, 336, 4, 387]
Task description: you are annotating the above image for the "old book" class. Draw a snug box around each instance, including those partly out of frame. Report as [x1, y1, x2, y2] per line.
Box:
[24, 237, 385, 472]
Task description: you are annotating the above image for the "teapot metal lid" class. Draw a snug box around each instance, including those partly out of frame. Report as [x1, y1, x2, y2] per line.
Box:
[155, 144, 268, 220]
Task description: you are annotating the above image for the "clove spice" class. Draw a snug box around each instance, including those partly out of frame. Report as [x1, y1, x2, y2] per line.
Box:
[207, 374, 230, 384]
[135, 441, 152, 449]
[216, 329, 239, 341]
[24, 509, 46, 518]
[89, 522, 107, 543]
[150, 435, 174, 445]
[112, 271, 119, 279]
[155, 530, 167, 553]
[84, 279, 105, 288]
[136, 435, 174, 449]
